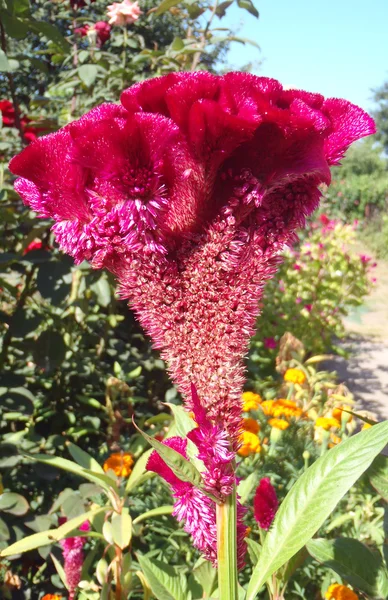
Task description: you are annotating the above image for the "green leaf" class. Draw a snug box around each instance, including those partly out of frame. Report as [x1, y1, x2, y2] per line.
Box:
[137, 554, 187, 600]
[246, 421, 388, 600]
[78, 64, 98, 87]
[67, 442, 105, 475]
[133, 505, 173, 525]
[154, 0, 181, 16]
[50, 553, 68, 590]
[134, 423, 202, 487]
[0, 507, 105, 557]
[111, 508, 132, 550]
[246, 538, 261, 566]
[33, 330, 67, 372]
[170, 37, 184, 51]
[216, 0, 234, 18]
[0, 492, 29, 516]
[307, 537, 388, 597]
[237, 0, 259, 18]
[0, 13, 29, 39]
[23, 453, 118, 495]
[0, 49, 11, 72]
[192, 558, 217, 598]
[368, 454, 388, 500]
[28, 19, 69, 52]
[125, 448, 153, 494]
[237, 472, 259, 505]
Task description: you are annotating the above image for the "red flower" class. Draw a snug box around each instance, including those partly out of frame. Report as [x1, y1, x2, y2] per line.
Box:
[0, 99, 16, 126]
[319, 213, 330, 225]
[70, 0, 96, 8]
[9, 74, 375, 440]
[23, 239, 43, 254]
[75, 21, 111, 46]
[253, 477, 278, 530]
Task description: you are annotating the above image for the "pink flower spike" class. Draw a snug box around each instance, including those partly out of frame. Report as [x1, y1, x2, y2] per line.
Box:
[253, 477, 278, 530]
[58, 519, 90, 600]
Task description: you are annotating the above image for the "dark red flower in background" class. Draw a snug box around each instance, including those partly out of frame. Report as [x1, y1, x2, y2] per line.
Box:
[1, 99, 47, 143]
[9, 73, 375, 440]
[0, 100, 16, 126]
[75, 21, 111, 46]
[253, 477, 278, 530]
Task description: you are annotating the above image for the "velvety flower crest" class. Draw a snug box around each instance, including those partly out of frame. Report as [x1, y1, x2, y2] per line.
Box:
[9, 73, 375, 441]
[59, 519, 90, 600]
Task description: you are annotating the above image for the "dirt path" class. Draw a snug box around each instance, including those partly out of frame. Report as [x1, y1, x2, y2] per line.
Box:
[326, 250, 388, 421]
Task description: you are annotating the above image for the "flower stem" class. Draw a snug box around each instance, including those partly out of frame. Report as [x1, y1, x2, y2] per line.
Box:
[216, 483, 238, 600]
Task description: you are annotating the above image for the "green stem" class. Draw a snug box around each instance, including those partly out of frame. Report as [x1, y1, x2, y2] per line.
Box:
[216, 483, 238, 600]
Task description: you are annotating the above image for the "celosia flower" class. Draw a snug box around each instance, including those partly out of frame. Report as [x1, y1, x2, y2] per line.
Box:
[268, 418, 289, 430]
[242, 417, 260, 434]
[253, 477, 278, 530]
[9, 74, 375, 444]
[0, 99, 16, 126]
[325, 583, 358, 600]
[103, 452, 134, 477]
[0, 100, 45, 142]
[107, 0, 142, 26]
[284, 368, 306, 385]
[59, 519, 90, 600]
[75, 21, 111, 47]
[147, 389, 247, 569]
[242, 391, 262, 412]
[315, 417, 339, 431]
[237, 431, 261, 456]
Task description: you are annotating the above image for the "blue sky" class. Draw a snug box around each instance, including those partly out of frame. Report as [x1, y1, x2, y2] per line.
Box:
[223, 0, 388, 112]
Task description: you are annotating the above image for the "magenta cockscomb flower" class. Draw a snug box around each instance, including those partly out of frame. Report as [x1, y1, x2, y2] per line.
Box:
[147, 436, 218, 564]
[253, 477, 278, 530]
[146, 386, 247, 568]
[9, 73, 375, 442]
[59, 519, 90, 599]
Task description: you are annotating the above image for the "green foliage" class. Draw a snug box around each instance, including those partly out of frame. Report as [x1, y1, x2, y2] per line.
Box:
[249, 219, 372, 376]
[246, 421, 388, 600]
[373, 80, 388, 154]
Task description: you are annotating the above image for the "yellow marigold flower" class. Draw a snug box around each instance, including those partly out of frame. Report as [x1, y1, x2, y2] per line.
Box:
[362, 422, 372, 430]
[242, 391, 262, 412]
[261, 399, 275, 415]
[238, 431, 261, 457]
[268, 418, 290, 430]
[284, 368, 306, 385]
[242, 418, 260, 434]
[42, 595, 63, 600]
[325, 583, 358, 600]
[103, 452, 134, 478]
[333, 405, 352, 423]
[315, 417, 340, 431]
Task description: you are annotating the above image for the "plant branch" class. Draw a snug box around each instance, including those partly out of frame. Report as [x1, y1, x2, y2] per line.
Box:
[191, 0, 219, 71]
[216, 482, 238, 600]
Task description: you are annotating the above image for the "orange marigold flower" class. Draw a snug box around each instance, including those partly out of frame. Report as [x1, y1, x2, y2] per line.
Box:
[268, 418, 290, 430]
[362, 422, 372, 430]
[329, 432, 342, 446]
[315, 417, 339, 431]
[242, 391, 262, 412]
[103, 452, 134, 477]
[242, 418, 260, 434]
[237, 431, 261, 457]
[325, 583, 358, 600]
[284, 368, 306, 385]
[260, 399, 275, 415]
[42, 595, 62, 600]
[332, 405, 352, 423]
[272, 399, 303, 419]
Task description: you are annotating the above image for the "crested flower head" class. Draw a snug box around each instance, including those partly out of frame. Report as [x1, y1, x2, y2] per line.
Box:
[107, 0, 142, 26]
[9, 73, 375, 441]
[253, 477, 278, 530]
